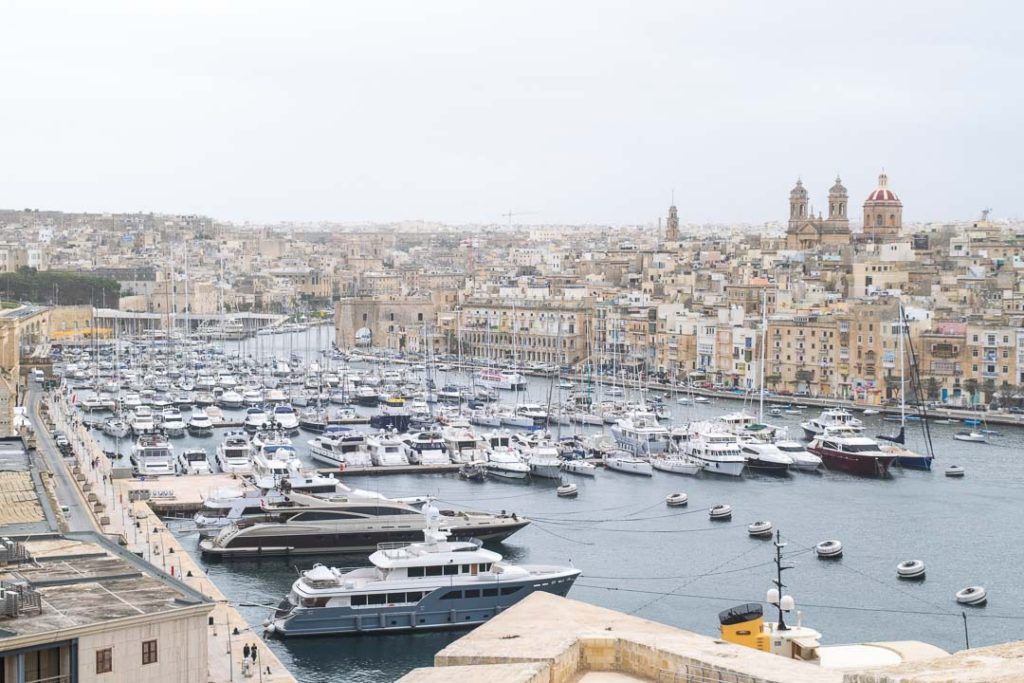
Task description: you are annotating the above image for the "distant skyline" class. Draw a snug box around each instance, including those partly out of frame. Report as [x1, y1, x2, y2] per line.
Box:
[1, 1, 1019, 226]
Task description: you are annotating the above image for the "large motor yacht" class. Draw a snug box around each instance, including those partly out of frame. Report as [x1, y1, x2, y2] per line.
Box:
[800, 408, 863, 439]
[367, 433, 411, 467]
[482, 431, 530, 480]
[131, 433, 175, 476]
[610, 413, 670, 455]
[476, 368, 528, 391]
[265, 508, 575, 636]
[440, 423, 485, 464]
[808, 430, 895, 478]
[200, 498, 530, 558]
[685, 425, 746, 477]
[739, 442, 793, 474]
[308, 426, 373, 468]
[187, 408, 214, 436]
[403, 431, 451, 465]
[216, 431, 252, 474]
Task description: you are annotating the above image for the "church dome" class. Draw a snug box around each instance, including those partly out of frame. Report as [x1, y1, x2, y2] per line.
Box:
[790, 179, 808, 198]
[865, 173, 901, 204]
[829, 176, 847, 196]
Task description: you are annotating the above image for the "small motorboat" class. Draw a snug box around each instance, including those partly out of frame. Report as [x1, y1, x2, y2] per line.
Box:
[708, 504, 732, 521]
[665, 492, 688, 507]
[747, 520, 773, 537]
[953, 430, 985, 443]
[556, 481, 579, 498]
[561, 459, 598, 476]
[933, 418, 956, 424]
[861, 408, 880, 416]
[955, 586, 987, 606]
[459, 460, 486, 482]
[769, 407, 782, 417]
[693, 396, 710, 404]
[676, 396, 691, 405]
[815, 539, 843, 559]
[897, 559, 926, 580]
[945, 465, 965, 478]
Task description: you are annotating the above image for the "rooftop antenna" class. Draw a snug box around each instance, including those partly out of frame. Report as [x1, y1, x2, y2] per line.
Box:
[500, 210, 538, 228]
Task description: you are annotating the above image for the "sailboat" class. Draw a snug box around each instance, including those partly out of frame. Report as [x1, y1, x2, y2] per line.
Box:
[876, 304, 933, 470]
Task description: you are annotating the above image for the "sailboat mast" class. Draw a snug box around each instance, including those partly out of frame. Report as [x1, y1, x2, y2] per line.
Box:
[898, 304, 906, 427]
[759, 289, 767, 422]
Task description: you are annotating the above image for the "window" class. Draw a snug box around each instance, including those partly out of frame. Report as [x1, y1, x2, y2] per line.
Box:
[367, 594, 386, 605]
[351, 594, 367, 606]
[425, 566, 443, 577]
[443, 565, 458, 576]
[500, 586, 522, 596]
[97, 648, 113, 674]
[142, 640, 158, 666]
[386, 593, 406, 603]
[408, 567, 424, 578]
[464, 589, 481, 598]
[441, 590, 462, 600]
[482, 588, 498, 597]
[461, 564, 470, 573]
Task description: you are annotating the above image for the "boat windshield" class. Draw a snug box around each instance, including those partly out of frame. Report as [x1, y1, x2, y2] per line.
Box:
[843, 443, 882, 453]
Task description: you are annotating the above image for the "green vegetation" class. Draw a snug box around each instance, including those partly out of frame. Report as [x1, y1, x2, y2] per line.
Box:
[0, 267, 120, 307]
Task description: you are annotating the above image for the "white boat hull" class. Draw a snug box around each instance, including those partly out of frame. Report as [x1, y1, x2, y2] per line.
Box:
[651, 458, 700, 476]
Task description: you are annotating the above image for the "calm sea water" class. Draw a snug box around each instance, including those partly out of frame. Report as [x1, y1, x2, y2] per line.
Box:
[85, 330, 1024, 682]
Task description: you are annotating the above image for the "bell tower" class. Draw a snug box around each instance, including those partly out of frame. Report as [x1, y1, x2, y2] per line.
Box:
[666, 203, 680, 242]
[788, 179, 808, 231]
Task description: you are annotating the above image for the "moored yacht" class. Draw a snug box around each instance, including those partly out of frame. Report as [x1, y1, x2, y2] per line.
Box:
[403, 431, 451, 465]
[243, 406, 270, 432]
[774, 440, 822, 471]
[482, 431, 530, 480]
[187, 408, 214, 436]
[801, 408, 863, 438]
[440, 423, 485, 464]
[177, 447, 211, 475]
[128, 406, 156, 434]
[200, 498, 529, 558]
[610, 414, 670, 455]
[216, 432, 252, 474]
[308, 427, 373, 469]
[265, 508, 576, 637]
[739, 442, 793, 475]
[367, 433, 411, 467]
[685, 426, 746, 477]
[603, 449, 653, 476]
[131, 433, 175, 476]
[808, 429, 895, 478]
[271, 404, 300, 433]
[476, 368, 528, 391]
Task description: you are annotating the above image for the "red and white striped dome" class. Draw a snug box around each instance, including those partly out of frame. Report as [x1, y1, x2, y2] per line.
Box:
[865, 173, 901, 204]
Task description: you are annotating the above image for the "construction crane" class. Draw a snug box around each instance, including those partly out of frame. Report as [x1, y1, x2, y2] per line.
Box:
[500, 210, 538, 228]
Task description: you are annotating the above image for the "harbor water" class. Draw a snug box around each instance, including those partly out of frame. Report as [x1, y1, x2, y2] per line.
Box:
[78, 329, 1024, 682]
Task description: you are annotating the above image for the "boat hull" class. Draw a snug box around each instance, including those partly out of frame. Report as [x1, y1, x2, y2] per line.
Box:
[270, 572, 578, 637]
[809, 447, 896, 478]
[200, 518, 530, 558]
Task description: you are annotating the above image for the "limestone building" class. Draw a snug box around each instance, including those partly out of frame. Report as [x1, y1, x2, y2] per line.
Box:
[862, 172, 903, 240]
[785, 177, 851, 250]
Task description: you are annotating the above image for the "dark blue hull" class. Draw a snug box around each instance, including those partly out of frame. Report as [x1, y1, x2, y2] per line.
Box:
[897, 455, 933, 470]
[271, 575, 577, 637]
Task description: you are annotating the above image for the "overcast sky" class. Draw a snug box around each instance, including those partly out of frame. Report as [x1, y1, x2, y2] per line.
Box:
[1, 1, 1019, 225]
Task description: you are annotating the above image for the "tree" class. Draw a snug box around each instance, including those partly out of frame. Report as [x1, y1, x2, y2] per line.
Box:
[982, 378, 997, 405]
[963, 378, 979, 405]
[999, 381, 1013, 409]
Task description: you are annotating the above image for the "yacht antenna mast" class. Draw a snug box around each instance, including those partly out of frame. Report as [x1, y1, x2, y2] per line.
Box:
[771, 530, 794, 631]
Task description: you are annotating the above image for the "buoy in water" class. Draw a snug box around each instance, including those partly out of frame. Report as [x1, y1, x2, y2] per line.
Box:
[665, 492, 688, 507]
[709, 504, 732, 520]
[955, 586, 987, 606]
[896, 559, 926, 580]
[556, 482, 578, 498]
[815, 539, 843, 559]
[747, 520, 773, 537]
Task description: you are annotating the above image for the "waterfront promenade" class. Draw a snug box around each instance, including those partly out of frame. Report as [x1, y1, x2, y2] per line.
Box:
[31, 388, 296, 683]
